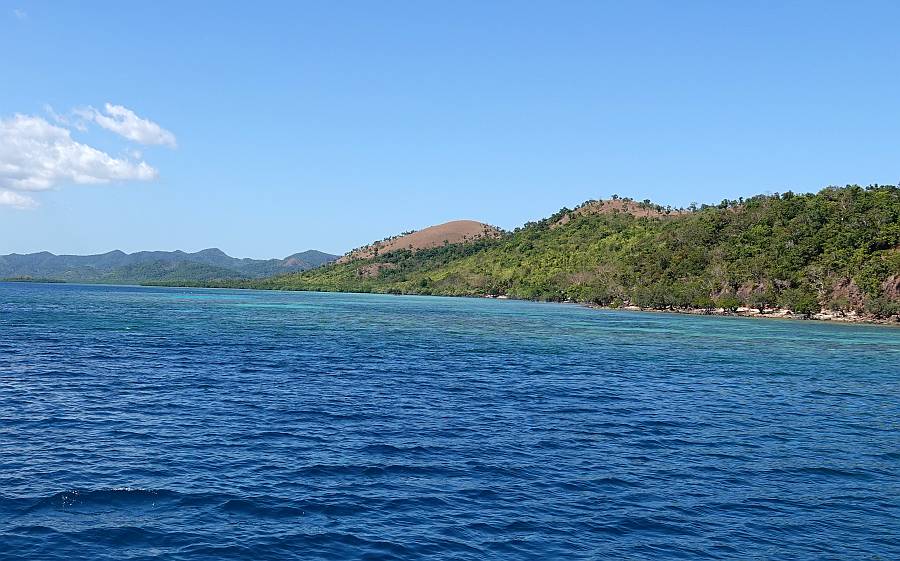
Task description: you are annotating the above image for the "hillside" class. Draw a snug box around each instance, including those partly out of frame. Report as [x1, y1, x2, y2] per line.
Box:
[253, 185, 900, 320]
[338, 220, 501, 263]
[553, 198, 688, 227]
[0, 248, 338, 283]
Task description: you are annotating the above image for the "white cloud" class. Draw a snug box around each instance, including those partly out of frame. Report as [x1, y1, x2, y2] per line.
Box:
[78, 103, 177, 148]
[0, 114, 158, 195]
[12, 9, 27, 20]
[45, 104, 89, 131]
[0, 103, 174, 210]
[0, 190, 37, 209]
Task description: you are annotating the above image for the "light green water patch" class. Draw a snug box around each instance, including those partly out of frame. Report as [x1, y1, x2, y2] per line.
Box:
[232, 302, 320, 311]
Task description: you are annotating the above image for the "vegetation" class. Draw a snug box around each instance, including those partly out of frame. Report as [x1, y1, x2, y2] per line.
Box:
[248, 185, 900, 318]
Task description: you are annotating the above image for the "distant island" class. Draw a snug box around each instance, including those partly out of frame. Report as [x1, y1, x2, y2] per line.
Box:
[246, 184, 898, 324]
[0, 248, 338, 284]
[5, 185, 899, 324]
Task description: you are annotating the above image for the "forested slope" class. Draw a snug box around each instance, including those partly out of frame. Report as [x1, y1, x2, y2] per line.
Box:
[255, 185, 900, 317]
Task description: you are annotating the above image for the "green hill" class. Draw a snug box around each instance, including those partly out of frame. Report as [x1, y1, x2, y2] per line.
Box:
[251, 185, 900, 318]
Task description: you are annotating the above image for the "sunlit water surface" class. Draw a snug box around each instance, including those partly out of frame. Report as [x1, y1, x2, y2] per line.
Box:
[1, 282, 898, 560]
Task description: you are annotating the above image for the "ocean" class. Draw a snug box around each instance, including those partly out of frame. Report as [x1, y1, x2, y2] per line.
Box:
[1, 282, 898, 560]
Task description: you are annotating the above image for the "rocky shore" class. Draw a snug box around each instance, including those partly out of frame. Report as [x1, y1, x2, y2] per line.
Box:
[582, 303, 900, 326]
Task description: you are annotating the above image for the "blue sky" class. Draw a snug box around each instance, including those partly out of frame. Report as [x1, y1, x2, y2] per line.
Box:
[1, 1, 898, 257]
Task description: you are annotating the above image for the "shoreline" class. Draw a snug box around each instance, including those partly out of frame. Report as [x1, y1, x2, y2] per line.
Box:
[575, 301, 900, 326]
[5, 278, 900, 328]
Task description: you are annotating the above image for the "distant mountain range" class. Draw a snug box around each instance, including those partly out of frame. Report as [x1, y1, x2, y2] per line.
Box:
[0, 248, 339, 283]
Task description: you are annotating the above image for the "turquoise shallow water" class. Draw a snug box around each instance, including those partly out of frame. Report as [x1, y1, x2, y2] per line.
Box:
[1, 282, 898, 560]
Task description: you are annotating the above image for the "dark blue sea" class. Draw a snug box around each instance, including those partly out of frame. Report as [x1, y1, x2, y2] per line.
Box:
[1, 282, 898, 560]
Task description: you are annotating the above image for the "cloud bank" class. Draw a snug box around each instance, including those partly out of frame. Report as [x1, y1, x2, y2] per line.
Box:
[0, 113, 160, 208]
[77, 103, 177, 148]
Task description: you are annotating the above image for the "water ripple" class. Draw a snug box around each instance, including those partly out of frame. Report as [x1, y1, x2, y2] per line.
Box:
[1, 282, 898, 560]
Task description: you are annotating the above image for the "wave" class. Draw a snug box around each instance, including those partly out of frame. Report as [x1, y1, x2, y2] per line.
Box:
[18, 488, 183, 513]
[358, 443, 440, 455]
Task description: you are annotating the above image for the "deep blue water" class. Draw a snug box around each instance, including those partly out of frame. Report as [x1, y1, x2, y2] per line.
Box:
[1, 282, 898, 560]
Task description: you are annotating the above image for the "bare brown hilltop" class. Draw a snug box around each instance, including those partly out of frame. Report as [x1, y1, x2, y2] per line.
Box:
[338, 220, 502, 263]
[553, 198, 687, 228]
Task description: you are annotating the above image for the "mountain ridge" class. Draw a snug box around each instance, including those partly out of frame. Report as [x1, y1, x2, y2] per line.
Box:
[0, 248, 339, 283]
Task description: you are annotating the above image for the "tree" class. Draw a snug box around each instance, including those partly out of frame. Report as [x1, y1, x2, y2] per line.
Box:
[865, 296, 900, 319]
[716, 293, 741, 313]
[780, 287, 820, 318]
[749, 288, 776, 313]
